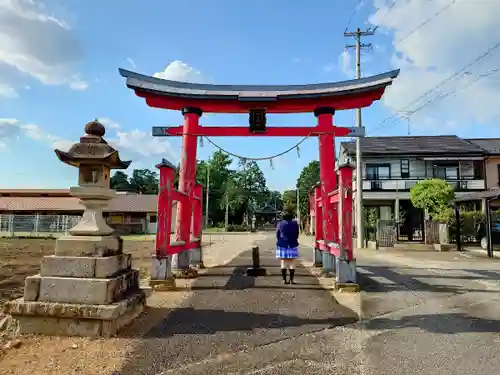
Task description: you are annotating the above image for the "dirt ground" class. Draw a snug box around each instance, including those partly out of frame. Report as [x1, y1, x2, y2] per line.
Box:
[0, 238, 158, 305]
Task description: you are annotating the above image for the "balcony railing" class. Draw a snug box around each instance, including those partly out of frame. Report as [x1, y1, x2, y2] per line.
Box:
[361, 179, 485, 192]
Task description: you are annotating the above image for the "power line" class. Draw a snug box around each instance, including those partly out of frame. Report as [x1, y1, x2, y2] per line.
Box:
[406, 68, 500, 116]
[398, 0, 457, 43]
[370, 39, 500, 133]
[344, 0, 363, 32]
[373, 0, 397, 32]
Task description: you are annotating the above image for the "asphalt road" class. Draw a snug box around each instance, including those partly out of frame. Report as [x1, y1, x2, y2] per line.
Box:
[115, 237, 500, 375]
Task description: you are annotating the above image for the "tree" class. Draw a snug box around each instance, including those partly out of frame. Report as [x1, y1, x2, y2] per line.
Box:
[110, 169, 159, 193]
[129, 169, 159, 194]
[410, 179, 455, 221]
[296, 161, 320, 225]
[267, 190, 284, 212]
[233, 160, 269, 223]
[282, 189, 297, 214]
[110, 171, 133, 191]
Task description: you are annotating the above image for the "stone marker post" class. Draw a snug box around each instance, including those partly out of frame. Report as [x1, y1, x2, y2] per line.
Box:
[3, 120, 146, 337]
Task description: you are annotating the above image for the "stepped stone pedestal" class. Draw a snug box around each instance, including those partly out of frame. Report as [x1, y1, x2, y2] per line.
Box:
[3, 246, 146, 337]
[3, 120, 147, 337]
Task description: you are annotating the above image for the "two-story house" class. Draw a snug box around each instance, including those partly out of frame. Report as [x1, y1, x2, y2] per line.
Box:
[339, 135, 486, 241]
[466, 138, 500, 189]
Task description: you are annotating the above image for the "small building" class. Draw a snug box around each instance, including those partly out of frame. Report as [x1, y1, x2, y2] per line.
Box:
[339, 135, 487, 242]
[466, 138, 500, 190]
[0, 189, 169, 235]
[254, 204, 281, 228]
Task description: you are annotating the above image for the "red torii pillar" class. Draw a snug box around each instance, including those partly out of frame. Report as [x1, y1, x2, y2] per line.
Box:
[315, 107, 338, 275]
[173, 107, 203, 275]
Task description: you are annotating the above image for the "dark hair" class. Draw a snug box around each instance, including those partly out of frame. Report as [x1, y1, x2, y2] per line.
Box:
[282, 211, 294, 221]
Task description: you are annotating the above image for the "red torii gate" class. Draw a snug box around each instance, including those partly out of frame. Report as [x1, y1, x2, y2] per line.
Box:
[119, 68, 399, 289]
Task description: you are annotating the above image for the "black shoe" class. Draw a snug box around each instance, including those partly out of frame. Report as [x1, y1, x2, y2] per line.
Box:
[290, 269, 296, 284]
[281, 268, 289, 284]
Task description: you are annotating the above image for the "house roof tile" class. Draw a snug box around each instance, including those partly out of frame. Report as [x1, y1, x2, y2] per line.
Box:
[0, 194, 158, 213]
[341, 135, 484, 156]
[465, 138, 500, 155]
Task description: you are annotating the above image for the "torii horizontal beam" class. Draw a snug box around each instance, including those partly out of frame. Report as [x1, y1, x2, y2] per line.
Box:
[152, 125, 365, 137]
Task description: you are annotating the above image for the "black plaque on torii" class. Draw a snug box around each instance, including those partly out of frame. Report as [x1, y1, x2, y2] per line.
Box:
[249, 109, 267, 133]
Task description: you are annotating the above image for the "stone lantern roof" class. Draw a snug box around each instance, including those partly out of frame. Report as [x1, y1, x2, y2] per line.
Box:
[54, 119, 131, 169]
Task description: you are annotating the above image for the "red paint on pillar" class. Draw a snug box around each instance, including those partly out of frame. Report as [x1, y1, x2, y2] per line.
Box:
[155, 162, 175, 257]
[314, 186, 323, 247]
[316, 109, 338, 245]
[175, 109, 201, 243]
[339, 164, 355, 260]
[192, 184, 203, 239]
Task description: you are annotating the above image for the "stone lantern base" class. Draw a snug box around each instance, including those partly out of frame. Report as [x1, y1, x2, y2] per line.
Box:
[2, 241, 146, 337]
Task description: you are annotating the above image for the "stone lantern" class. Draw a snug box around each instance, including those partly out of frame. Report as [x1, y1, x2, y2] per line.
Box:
[3, 120, 146, 337]
[53, 120, 131, 255]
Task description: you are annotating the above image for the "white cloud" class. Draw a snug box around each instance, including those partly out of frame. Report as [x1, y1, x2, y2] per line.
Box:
[339, 50, 355, 77]
[0, 83, 18, 98]
[0, 118, 20, 149]
[1, 116, 177, 161]
[368, 0, 500, 130]
[109, 129, 178, 162]
[0, 0, 87, 92]
[153, 60, 210, 83]
[21, 123, 44, 139]
[99, 117, 121, 130]
[20, 122, 73, 151]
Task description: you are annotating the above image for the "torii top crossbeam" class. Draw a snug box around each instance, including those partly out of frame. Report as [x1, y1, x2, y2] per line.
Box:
[119, 68, 400, 114]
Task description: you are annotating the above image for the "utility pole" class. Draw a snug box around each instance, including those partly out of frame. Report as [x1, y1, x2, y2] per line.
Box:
[344, 27, 374, 249]
[225, 191, 229, 231]
[205, 158, 210, 228]
[296, 187, 301, 230]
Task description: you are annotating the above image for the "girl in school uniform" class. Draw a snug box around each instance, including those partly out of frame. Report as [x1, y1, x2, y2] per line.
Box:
[276, 211, 300, 284]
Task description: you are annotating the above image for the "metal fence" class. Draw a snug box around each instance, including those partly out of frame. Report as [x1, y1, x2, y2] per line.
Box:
[0, 214, 81, 238]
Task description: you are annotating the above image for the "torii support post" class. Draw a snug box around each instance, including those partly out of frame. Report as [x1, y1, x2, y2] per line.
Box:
[150, 159, 201, 289]
[336, 163, 357, 288]
[150, 159, 177, 290]
[313, 185, 324, 267]
[189, 183, 205, 269]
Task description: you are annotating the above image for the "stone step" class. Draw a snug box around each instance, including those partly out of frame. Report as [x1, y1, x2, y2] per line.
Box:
[394, 242, 434, 251]
[3, 291, 146, 337]
[24, 269, 140, 305]
[40, 253, 132, 278]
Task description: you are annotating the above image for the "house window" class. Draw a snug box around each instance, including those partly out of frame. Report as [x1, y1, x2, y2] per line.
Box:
[400, 159, 410, 179]
[149, 215, 157, 224]
[379, 206, 392, 221]
[433, 163, 459, 180]
[366, 164, 391, 180]
[497, 164, 500, 186]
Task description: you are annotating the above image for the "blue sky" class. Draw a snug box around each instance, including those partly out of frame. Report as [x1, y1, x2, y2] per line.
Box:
[1, 0, 499, 191]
